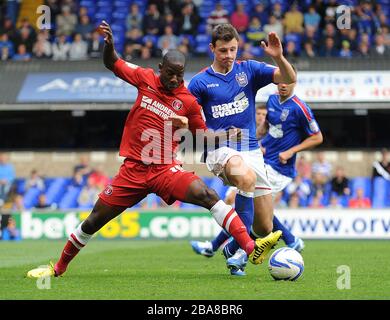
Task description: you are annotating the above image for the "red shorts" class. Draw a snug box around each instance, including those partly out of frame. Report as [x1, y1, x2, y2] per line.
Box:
[99, 159, 200, 208]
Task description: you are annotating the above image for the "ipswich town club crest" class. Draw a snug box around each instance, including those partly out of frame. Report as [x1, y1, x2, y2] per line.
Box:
[235, 72, 248, 87]
[280, 108, 289, 121]
[172, 99, 183, 111]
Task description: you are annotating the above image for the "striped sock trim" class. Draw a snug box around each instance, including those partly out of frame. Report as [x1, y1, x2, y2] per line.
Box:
[69, 233, 85, 250]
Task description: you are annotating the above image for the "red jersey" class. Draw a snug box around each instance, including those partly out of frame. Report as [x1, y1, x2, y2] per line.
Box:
[113, 59, 207, 164]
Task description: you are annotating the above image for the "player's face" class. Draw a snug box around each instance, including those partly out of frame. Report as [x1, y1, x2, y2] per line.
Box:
[210, 39, 238, 70]
[159, 62, 185, 91]
[277, 82, 296, 98]
[256, 108, 267, 126]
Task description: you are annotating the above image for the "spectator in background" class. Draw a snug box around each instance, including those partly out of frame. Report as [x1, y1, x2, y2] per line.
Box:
[0, 152, 15, 206]
[283, 3, 304, 34]
[34, 193, 56, 210]
[162, 13, 178, 35]
[56, 5, 77, 36]
[15, 26, 35, 54]
[286, 175, 311, 205]
[206, 2, 229, 34]
[0, 33, 14, 57]
[349, 187, 371, 208]
[246, 17, 266, 46]
[372, 148, 390, 180]
[1, 46, 10, 60]
[309, 190, 324, 208]
[143, 3, 163, 36]
[301, 40, 316, 58]
[0, 17, 17, 42]
[12, 44, 31, 61]
[126, 3, 143, 32]
[52, 34, 70, 60]
[271, 2, 284, 20]
[357, 40, 370, 57]
[71, 170, 84, 188]
[177, 3, 199, 36]
[285, 40, 299, 57]
[339, 40, 353, 58]
[69, 33, 88, 60]
[1, 217, 21, 241]
[78, 176, 100, 208]
[75, 15, 94, 41]
[88, 30, 104, 59]
[230, 3, 250, 34]
[331, 166, 351, 197]
[177, 36, 194, 57]
[123, 28, 143, 60]
[320, 36, 338, 57]
[89, 165, 110, 190]
[239, 42, 255, 60]
[251, 3, 268, 26]
[33, 30, 52, 59]
[25, 169, 45, 192]
[263, 15, 284, 40]
[288, 193, 300, 208]
[73, 154, 92, 178]
[157, 26, 178, 53]
[304, 5, 321, 31]
[312, 151, 332, 193]
[296, 155, 312, 180]
[328, 194, 343, 209]
[369, 33, 390, 57]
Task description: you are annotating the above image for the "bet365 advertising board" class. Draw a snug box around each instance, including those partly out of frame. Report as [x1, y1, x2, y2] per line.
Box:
[3, 209, 390, 240]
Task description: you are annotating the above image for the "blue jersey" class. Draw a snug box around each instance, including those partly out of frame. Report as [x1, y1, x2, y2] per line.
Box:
[188, 60, 276, 151]
[261, 94, 320, 178]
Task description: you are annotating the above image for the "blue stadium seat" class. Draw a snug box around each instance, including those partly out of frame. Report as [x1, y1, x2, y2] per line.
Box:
[80, 0, 96, 8]
[142, 34, 158, 46]
[351, 177, 371, 198]
[59, 186, 82, 209]
[372, 177, 390, 208]
[14, 178, 26, 195]
[23, 187, 41, 209]
[45, 177, 70, 206]
[114, 0, 132, 7]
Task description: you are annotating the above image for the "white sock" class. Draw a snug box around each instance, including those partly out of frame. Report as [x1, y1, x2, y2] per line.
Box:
[69, 223, 92, 249]
[210, 200, 237, 231]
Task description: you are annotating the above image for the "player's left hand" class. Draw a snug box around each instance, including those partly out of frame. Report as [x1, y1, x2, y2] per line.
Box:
[167, 115, 189, 129]
[261, 32, 283, 59]
[279, 150, 294, 164]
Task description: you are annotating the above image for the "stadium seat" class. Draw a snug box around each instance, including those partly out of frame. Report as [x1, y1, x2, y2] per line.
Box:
[351, 177, 372, 198]
[23, 187, 41, 209]
[59, 186, 82, 209]
[372, 177, 389, 208]
[45, 178, 71, 206]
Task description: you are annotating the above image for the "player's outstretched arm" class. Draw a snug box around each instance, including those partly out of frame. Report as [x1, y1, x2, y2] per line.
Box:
[99, 20, 119, 71]
[261, 32, 296, 84]
[278, 132, 323, 164]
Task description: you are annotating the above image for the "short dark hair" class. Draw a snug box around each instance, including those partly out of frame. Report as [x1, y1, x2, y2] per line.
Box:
[256, 104, 266, 110]
[211, 24, 240, 46]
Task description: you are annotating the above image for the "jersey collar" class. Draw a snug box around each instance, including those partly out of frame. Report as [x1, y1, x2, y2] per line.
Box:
[278, 93, 296, 105]
[207, 62, 236, 82]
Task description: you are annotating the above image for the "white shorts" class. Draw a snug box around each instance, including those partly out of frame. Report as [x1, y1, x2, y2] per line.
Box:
[205, 146, 272, 197]
[265, 163, 293, 196]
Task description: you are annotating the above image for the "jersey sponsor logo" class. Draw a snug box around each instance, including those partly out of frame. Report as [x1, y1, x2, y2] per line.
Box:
[235, 72, 248, 87]
[140, 95, 177, 119]
[206, 83, 219, 88]
[269, 123, 283, 138]
[172, 99, 183, 111]
[104, 185, 113, 196]
[280, 109, 289, 121]
[309, 120, 319, 133]
[210, 92, 249, 118]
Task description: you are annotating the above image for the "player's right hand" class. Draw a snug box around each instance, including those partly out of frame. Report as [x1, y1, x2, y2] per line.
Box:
[98, 20, 114, 45]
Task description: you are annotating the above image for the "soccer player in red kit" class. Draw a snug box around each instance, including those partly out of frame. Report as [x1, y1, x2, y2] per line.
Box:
[27, 21, 281, 279]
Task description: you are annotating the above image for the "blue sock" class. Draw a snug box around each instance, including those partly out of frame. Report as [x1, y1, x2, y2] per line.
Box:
[211, 230, 229, 251]
[273, 214, 295, 245]
[224, 193, 254, 255]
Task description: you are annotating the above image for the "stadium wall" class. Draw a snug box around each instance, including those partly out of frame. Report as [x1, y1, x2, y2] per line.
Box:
[6, 150, 385, 178]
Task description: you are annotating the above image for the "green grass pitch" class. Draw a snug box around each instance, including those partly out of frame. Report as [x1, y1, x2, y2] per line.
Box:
[0, 239, 389, 300]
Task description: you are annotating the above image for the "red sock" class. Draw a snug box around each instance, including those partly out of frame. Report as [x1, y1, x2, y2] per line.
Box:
[54, 235, 84, 276]
[222, 209, 255, 255]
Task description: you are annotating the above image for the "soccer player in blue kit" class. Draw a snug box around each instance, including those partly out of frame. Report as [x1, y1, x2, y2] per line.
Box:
[188, 24, 298, 273]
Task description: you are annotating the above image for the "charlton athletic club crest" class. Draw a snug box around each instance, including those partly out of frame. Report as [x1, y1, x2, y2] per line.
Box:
[235, 72, 248, 87]
[104, 185, 113, 196]
[172, 99, 183, 111]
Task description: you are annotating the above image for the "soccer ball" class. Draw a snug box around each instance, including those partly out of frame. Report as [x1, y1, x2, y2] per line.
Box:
[268, 247, 304, 281]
